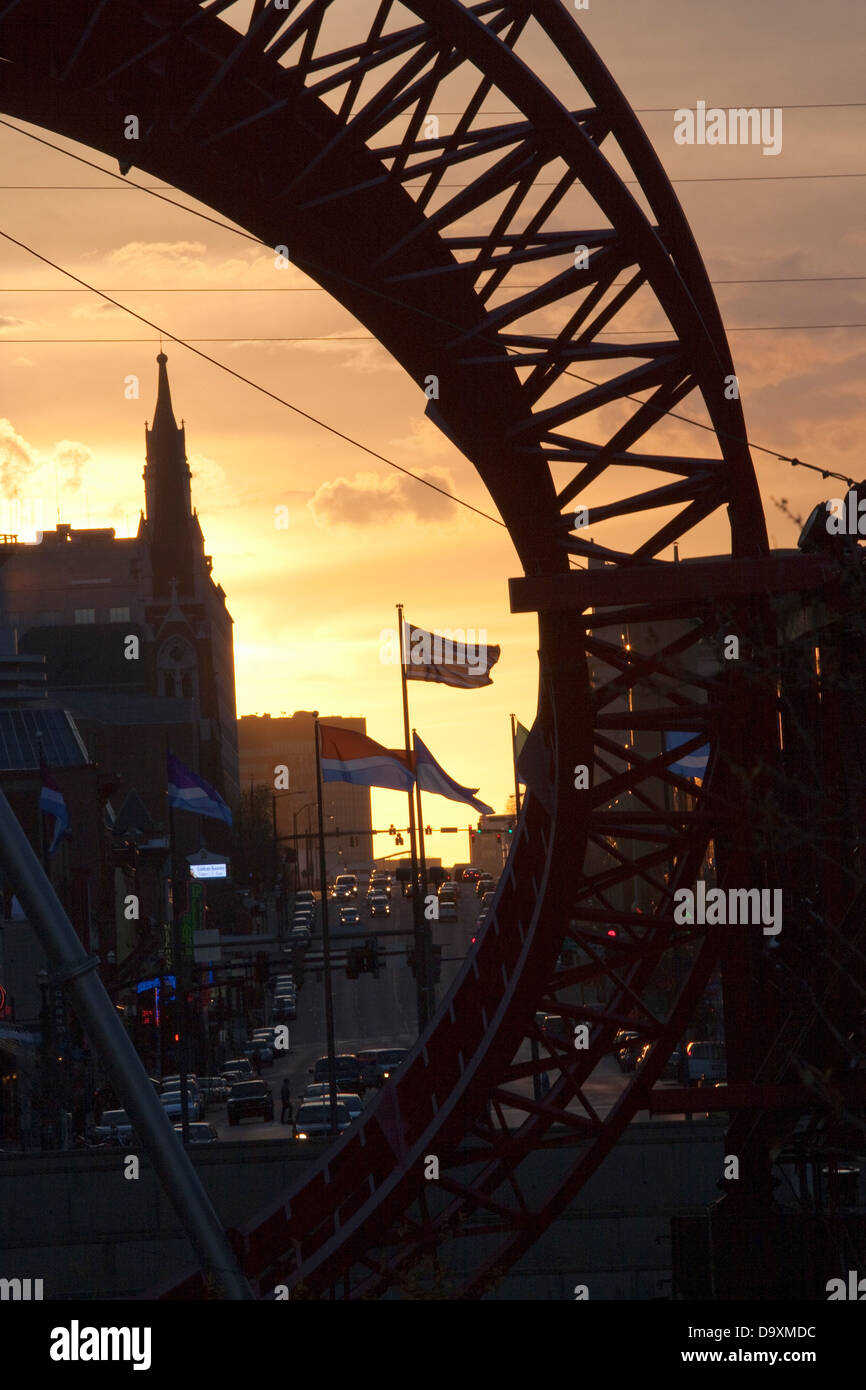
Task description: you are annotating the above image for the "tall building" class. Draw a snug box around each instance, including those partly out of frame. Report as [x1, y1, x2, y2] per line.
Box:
[237, 712, 374, 881]
[0, 354, 239, 855]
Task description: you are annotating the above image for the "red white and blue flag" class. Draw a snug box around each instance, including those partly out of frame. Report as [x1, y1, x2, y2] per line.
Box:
[413, 732, 493, 814]
[318, 723, 415, 792]
[39, 758, 70, 855]
[167, 753, 233, 825]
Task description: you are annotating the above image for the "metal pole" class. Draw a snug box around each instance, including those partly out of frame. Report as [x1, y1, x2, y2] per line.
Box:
[313, 714, 340, 1137]
[397, 605, 427, 1032]
[0, 785, 253, 1298]
[167, 746, 190, 1146]
[412, 730, 435, 1023]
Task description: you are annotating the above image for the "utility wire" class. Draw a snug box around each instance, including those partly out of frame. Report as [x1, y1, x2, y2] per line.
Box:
[0, 226, 506, 529]
[0, 120, 853, 488]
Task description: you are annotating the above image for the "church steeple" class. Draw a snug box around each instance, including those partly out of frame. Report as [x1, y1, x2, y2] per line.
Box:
[143, 352, 196, 597]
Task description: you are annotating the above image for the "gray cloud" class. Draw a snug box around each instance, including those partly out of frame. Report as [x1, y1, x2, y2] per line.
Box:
[307, 468, 458, 526]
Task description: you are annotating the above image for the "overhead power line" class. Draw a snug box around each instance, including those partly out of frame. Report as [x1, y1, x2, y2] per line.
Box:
[0, 120, 856, 494]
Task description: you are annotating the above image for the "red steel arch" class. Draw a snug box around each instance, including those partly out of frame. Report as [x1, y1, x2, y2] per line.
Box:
[0, 0, 772, 1297]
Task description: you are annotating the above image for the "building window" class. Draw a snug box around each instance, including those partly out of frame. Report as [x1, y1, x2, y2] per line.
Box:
[109, 606, 130, 623]
[74, 608, 96, 624]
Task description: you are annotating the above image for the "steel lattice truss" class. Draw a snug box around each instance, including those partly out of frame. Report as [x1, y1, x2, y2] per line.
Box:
[0, 0, 787, 1298]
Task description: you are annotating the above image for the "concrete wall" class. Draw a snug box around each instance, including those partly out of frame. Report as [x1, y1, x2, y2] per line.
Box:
[0, 1121, 729, 1300]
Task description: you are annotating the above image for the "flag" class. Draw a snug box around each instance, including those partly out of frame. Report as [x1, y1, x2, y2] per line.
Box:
[167, 753, 233, 825]
[413, 732, 493, 814]
[513, 719, 530, 786]
[515, 720, 555, 815]
[664, 731, 710, 780]
[318, 723, 415, 792]
[39, 759, 70, 854]
[402, 620, 500, 689]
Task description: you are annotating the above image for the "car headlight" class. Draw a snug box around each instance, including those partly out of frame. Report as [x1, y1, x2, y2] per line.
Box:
[296, 1132, 308, 1140]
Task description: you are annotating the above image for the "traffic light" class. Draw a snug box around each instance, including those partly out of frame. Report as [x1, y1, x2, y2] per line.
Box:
[425, 824, 431, 836]
[496, 832, 501, 842]
[395, 833, 404, 846]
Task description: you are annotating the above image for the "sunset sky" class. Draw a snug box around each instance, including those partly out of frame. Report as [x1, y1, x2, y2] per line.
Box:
[1, 0, 863, 861]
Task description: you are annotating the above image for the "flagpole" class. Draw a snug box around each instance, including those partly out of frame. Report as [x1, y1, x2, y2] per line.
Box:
[510, 713, 522, 819]
[313, 713, 339, 1137]
[412, 727, 435, 1021]
[166, 741, 190, 1144]
[397, 604, 428, 1032]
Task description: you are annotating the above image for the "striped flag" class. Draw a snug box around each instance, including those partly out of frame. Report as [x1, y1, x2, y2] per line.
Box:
[413, 732, 493, 814]
[402, 620, 500, 689]
[39, 759, 70, 855]
[319, 723, 415, 792]
[167, 754, 233, 825]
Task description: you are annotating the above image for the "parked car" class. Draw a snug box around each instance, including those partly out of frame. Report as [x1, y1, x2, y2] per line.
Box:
[227, 1079, 274, 1126]
[160, 1090, 204, 1122]
[295, 1100, 352, 1138]
[174, 1122, 219, 1144]
[243, 1039, 274, 1066]
[93, 1109, 134, 1143]
[161, 1073, 197, 1093]
[198, 1076, 228, 1105]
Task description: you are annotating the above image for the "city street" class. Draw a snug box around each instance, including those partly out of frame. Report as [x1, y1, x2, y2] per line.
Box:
[203, 882, 689, 1142]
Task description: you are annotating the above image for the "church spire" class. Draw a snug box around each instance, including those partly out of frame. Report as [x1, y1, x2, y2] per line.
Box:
[143, 352, 196, 597]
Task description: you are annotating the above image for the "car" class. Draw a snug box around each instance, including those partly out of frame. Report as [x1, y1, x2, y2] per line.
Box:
[475, 874, 495, 897]
[160, 1073, 197, 1093]
[475, 911, 487, 928]
[680, 1040, 726, 1086]
[357, 1047, 408, 1089]
[226, 1079, 274, 1126]
[338, 906, 361, 926]
[614, 1031, 643, 1072]
[369, 892, 390, 918]
[221, 1058, 253, 1084]
[303, 1084, 363, 1120]
[173, 1122, 219, 1144]
[438, 899, 457, 921]
[93, 1109, 134, 1143]
[438, 880, 459, 898]
[198, 1076, 228, 1105]
[272, 996, 297, 1021]
[369, 876, 391, 898]
[332, 874, 359, 899]
[636, 1042, 682, 1082]
[273, 980, 295, 995]
[291, 926, 312, 946]
[294, 891, 316, 907]
[160, 1090, 204, 1122]
[481, 892, 496, 910]
[243, 1039, 274, 1065]
[311, 1054, 364, 1092]
[295, 1101, 353, 1138]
